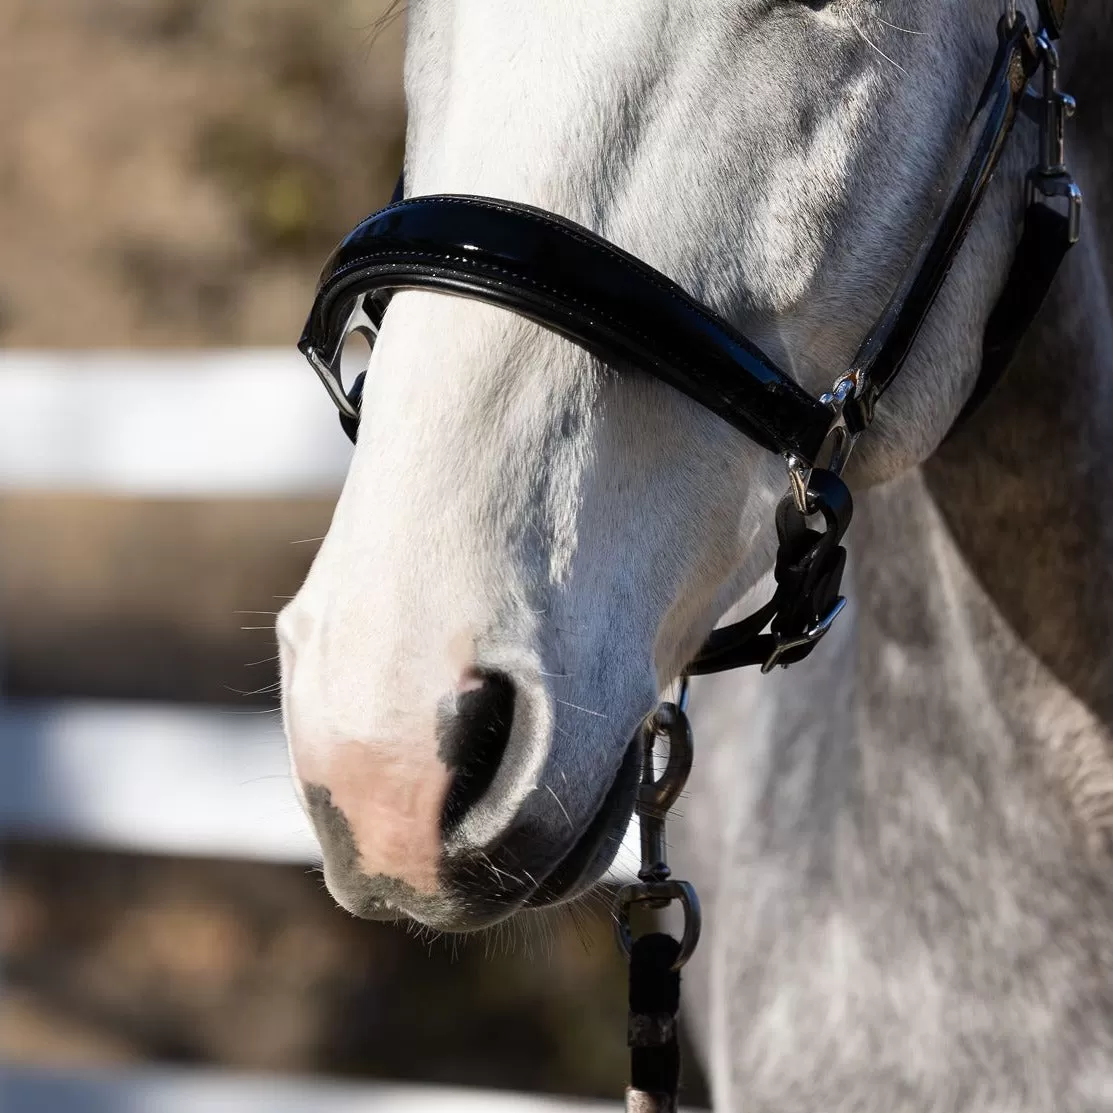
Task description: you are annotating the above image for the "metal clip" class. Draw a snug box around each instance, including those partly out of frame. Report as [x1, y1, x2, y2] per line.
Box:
[816, 374, 862, 478]
[614, 698, 702, 971]
[1026, 32, 1082, 243]
[615, 879, 701, 972]
[785, 372, 862, 516]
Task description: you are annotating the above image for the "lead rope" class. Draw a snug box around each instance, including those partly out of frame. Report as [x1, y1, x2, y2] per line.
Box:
[615, 680, 701, 1113]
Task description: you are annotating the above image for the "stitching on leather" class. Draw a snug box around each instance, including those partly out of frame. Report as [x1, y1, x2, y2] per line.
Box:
[346, 197, 802, 385]
[324, 247, 817, 449]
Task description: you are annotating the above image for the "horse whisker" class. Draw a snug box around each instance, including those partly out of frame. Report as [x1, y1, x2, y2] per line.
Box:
[849, 16, 909, 75]
[874, 16, 926, 36]
[544, 783, 575, 831]
[555, 698, 608, 719]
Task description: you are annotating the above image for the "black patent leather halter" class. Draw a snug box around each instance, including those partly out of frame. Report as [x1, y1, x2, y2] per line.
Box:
[299, 6, 1079, 678]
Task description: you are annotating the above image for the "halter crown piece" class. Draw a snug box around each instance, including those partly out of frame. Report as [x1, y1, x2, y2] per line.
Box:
[298, 5, 1078, 1110]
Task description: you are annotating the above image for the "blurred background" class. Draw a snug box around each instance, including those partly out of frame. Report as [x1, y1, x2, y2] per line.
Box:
[0, 2, 709, 1108]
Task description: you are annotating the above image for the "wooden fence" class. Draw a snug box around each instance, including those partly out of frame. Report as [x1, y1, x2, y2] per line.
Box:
[0, 350, 638, 1111]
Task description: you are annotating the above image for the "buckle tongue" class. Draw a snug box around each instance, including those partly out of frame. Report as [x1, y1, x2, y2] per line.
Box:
[761, 596, 847, 674]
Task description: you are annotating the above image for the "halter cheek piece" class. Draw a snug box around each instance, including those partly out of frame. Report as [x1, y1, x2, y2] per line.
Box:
[299, 7, 1079, 680]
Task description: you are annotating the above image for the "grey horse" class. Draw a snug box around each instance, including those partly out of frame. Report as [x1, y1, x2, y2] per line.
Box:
[279, 2, 1113, 1108]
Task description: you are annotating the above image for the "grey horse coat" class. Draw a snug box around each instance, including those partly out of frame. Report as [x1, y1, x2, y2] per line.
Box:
[675, 15, 1113, 1111]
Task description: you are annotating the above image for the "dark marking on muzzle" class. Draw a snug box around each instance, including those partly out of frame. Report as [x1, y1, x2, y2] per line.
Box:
[303, 783, 455, 922]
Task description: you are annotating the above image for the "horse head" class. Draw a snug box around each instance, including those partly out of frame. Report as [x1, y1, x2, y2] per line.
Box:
[279, 0, 1047, 929]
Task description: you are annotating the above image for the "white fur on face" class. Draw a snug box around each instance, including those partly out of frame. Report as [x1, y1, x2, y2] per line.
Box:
[281, 0, 1031, 926]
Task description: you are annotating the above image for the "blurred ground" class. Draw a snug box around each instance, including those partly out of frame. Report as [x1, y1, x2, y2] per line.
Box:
[1, 842, 640, 1100]
[0, 0, 405, 349]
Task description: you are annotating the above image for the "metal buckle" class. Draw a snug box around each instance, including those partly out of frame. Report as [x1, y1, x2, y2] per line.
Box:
[1026, 32, 1082, 243]
[785, 372, 862, 516]
[760, 595, 847, 674]
[304, 295, 382, 423]
[305, 344, 360, 422]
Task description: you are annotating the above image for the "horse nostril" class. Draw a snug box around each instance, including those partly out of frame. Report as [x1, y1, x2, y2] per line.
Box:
[438, 670, 516, 833]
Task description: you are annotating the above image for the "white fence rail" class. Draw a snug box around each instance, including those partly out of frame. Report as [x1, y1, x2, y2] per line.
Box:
[0, 349, 351, 496]
[0, 699, 318, 863]
[0, 348, 638, 873]
[1, 1064, 619, 1113]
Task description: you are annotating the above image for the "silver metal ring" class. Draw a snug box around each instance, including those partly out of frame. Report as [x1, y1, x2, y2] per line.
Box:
[637, 705, 693, 818]
[614, 879, 702, 971]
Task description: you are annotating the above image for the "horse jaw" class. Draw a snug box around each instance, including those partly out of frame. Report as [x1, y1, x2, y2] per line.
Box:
[280, 0, 1026, 928]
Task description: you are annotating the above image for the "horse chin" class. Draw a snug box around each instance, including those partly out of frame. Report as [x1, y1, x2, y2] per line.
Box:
[523, 734, 641, 910]
[325, 738, 640, 933]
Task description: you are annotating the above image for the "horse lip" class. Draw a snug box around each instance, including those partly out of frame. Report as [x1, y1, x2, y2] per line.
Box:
[348, 901, 405, 923]
[523, 734, 640, 907]
[432, 735, 639, 924]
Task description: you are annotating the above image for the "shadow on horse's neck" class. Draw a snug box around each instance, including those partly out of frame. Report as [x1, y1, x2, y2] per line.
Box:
[924, 83, 1113, 728]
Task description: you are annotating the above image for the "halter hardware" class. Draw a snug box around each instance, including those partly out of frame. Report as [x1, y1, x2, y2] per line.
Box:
[614, 694, 698, 974]
[686, 466, 852, 675]
[616, 692, 700, 1112]
[784, 371, 861, 516]
[1026, 31, 1082, 244]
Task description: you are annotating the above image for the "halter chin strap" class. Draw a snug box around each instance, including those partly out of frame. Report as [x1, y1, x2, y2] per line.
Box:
[298, 6, 1079, 679]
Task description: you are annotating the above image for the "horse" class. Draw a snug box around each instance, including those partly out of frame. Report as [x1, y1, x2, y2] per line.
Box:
[278, 1, 1113, 1108]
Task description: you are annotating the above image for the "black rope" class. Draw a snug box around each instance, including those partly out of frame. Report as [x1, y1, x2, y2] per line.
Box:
[627, 933, 682, 1107]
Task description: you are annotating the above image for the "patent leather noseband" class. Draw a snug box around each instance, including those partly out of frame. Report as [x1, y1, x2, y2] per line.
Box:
[302, 195, 836, 463]
[298, 7, 1080, 678]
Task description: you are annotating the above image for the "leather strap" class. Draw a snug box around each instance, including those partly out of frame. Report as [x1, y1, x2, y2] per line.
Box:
[304, 14, 1046, 471]
[686, 469, 852, 676]
[951, 201, 1074, 430]
[626, 933, 682, 1111]
[844, 14, 1043, 434]
[1038, 0, 1067, 38]
[300, 196, 834, 462]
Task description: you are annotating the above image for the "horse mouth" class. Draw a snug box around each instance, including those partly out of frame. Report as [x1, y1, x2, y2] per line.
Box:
[314, 736, 641, 930]
[523, 735, 640, 908]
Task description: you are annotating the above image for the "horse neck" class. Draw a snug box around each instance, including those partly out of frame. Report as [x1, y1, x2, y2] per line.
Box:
[919, 24, 1113, 728]
[848, 23, 1113, 844]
